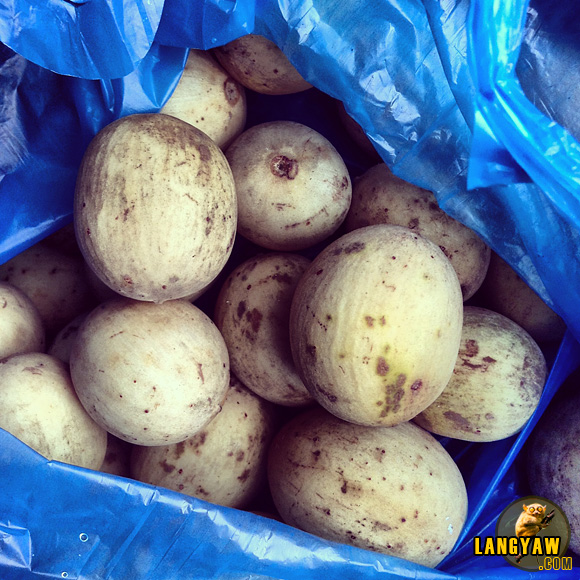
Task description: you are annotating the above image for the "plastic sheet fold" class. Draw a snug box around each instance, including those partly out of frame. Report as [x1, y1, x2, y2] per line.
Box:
[0, 0, 165, 79]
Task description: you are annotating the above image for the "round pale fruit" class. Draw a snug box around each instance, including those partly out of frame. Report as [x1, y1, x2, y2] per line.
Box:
[0, 281, 45, 360]
[212, 34, 312, 96]
[0, 352, 107, 469]
[69, 297, 230, 446]
[225, 121, 352, 251]
[130, 374, 277, 509]
[161, 49, 247, 150]
[289, 224, 463, 427]
[476, 251, 566, 343]
[345, 163, 490, 301]
[267, 407, 468, 568]
[74, 113, 237, 303]
[0, 241, 96, 336]
[413, 306, 547, 442]
[214, 252, 313, 406]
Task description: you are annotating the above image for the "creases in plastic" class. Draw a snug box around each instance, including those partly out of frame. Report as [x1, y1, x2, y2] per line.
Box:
[0, 45, 28, 176]
[0, 0, 165, 79]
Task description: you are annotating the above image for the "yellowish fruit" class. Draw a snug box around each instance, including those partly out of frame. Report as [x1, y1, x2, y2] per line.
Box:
[289, 224, 463, 427]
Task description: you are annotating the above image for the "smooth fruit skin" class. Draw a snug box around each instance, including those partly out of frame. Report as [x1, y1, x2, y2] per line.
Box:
[69, 298, 230, 446]
[413, 306, 547, 442]
[214, 252, 314, 407]
[289, 224, 464, 427]
[0, 353, 107, 469]
[267, 407, 468, 568]
[74, 113, 237, 303]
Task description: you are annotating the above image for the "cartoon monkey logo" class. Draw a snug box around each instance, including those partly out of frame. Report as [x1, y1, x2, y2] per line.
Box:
[514, 503, 555, 563]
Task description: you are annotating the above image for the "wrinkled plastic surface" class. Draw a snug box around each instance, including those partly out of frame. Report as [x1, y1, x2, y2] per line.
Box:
[459, 0, 580, 346]
[0, 0, 165, 79]
[1, 0, 580, 579]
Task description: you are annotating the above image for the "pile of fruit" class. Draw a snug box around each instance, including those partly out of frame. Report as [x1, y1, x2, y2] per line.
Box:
[0, 36, 576, 569]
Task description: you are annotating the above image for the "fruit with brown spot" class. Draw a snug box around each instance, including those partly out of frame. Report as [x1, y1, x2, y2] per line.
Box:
[225, 121, 352, 251]
[0, 352, 107, 469]
[69, 298, 230, 446]
[74, 113, 237, 303]
[413, 306, 547, 442]
[267, 406, 467, 568]
[345, 163, 490, 301]
[161, 49, 247, 149]
[130, 375, 277, 508]
[212, 34, 312, 96]
[289, 224, 463, 427]
[214, 252, 313, 407]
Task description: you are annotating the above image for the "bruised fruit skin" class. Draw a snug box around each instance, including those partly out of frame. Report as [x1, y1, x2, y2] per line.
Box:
[267, 407, 468, 568]
[226, 121, 352, 251]
[289, 224, 463, 427]
[69, 298, 230, 446]
[0, 282, 45, 359]
[212, 34, 312, 96]
[130, 375, 277, 509]
[161, 49, 247, 150]
[74, 113, 237, 304]
[413, 306, 547, 442]
[345, 164, 490, 301]
[214, 253, 314, 407]
[0, 353, 107, 469]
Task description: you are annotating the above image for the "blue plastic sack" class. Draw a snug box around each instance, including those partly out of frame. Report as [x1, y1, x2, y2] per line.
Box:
[1, 0, 580, 578]
[0, 0, 165, 79]
[445, 0, 580, 345]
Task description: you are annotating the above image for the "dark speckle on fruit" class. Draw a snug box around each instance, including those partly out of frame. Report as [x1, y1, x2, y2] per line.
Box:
[344, 241, 365, 254]
[444, 410, 472, 432]
[198, 144, 211, 162]
[237, 469, 251, 482]
[306, 344, 317, 359]
[411, 380, 423, 391]
[463, 339, 479, 357]
[159, 459, 176, 473]
[270, 155, 299, 179]
[376, 357, 389, 376]
[246, 308, 262, 332]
